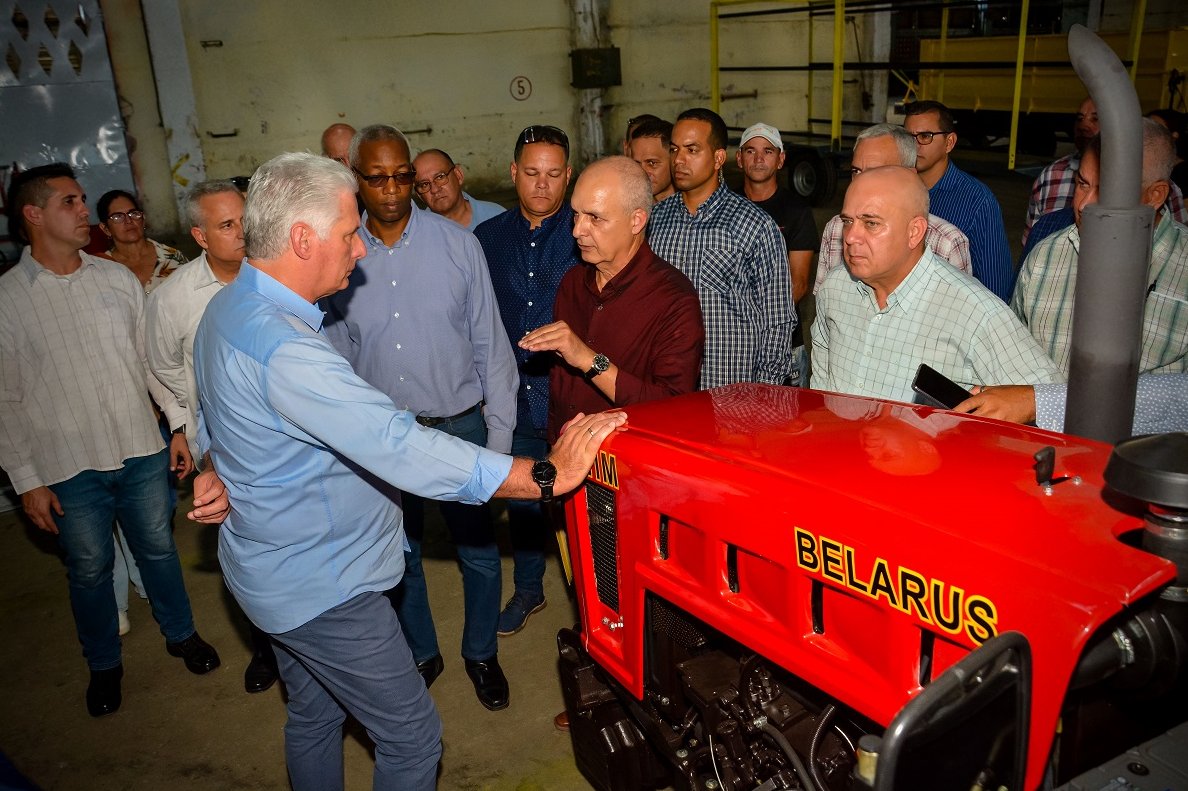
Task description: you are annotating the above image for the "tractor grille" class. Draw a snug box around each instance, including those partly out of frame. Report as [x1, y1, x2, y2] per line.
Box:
[649, 595, 710, 650]
[585, 482, 620, 613]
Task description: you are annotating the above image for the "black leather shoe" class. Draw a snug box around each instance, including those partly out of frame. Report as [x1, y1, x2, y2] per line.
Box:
[86, 664, 123, 717]
[416, 653, 445, 689]
[243, 652, 278, 694]
[166, 632, 221, 675]
[464, 656, 509, 711]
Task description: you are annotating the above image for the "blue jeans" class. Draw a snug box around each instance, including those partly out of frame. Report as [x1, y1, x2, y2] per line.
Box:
[506, 426, 549, 600]
[393, 408, 502, 662]
[273, 591, 440, 791]
[49, 448, 196, 670]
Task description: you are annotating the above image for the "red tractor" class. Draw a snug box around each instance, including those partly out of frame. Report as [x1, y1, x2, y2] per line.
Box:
[558, 385, 1188, 790]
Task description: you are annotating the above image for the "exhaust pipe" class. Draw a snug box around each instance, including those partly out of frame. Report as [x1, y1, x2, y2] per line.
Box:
[1063, 24, 1153, 443]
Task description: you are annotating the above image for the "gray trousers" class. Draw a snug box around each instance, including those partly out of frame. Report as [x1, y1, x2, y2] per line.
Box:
[272, 590, 442, 791]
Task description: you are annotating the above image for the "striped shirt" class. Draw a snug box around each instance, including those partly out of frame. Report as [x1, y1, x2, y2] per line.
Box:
[813, 212, 973, 294]
[0, 249, 183, 493]
[811, 248, 1062, 402]
[927, 161, 1015, 302]
[1024, 152, 1188, 245]
[1012, 219, 1188, 375]
[648, 184, 796, 389]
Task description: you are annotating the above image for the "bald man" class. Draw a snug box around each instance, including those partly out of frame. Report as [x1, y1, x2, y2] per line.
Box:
[811, 166, 1061, 403]
[519, 156, 704, 440]
[320, 123, 355, 167]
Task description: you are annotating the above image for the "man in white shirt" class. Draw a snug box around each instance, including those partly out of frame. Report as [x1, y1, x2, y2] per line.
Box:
[146, 180, 278, 694]
[0, 164, 229, 717]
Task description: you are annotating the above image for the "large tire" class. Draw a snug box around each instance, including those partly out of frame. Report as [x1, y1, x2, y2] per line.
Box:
[785, 148, 838, 207]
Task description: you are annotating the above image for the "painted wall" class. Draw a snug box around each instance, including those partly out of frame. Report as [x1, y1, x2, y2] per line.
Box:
[103, 0, 866, 237]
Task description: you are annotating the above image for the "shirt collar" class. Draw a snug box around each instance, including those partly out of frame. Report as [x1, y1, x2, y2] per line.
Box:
[679, 180, 728, 218]
[358, 204, 420, 251]
[583, 240, 652, 300]
[238, 261, 325, 333]
[854, 247, 938, 312]
[190, 252, 225, 289]
[514, 202, 572, 234]
[18, 246, 96, 284]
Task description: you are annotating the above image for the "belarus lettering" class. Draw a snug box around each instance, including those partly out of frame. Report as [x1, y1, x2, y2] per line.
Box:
[794, 527, 998, 645]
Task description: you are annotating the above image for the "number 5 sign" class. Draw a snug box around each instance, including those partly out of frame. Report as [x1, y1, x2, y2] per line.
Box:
[509, 76, 532, 101]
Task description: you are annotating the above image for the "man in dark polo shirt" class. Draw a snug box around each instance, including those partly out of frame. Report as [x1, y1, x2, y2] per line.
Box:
[519, 156, 704, 442]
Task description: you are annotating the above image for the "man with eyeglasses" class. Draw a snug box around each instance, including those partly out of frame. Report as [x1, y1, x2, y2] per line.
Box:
[323, 124, 519, 711]
[474, 124, 578, 639]
[903, 100, 1014, 302]
[412, 148, 504, 231]
[647, 107, 795, 390]
[1012, 121, 1188, 377]
[0, 163, 228, 717]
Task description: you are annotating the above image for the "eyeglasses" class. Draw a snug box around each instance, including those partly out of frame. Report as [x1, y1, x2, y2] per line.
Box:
[910, 131, 948, 145]
[517, 125, 570, 156]
[414, 171, 452, 194]
[353, 169, 417, 189]
[106, 210, 144, 224]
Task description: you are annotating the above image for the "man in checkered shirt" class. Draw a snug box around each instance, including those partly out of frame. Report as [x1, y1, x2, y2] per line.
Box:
[814, 124, 972, 295]
[647, 107, 795, 389]
[1014, 121, 1188, 377]
[812, 166, 1061, 403]
[1024, 98, 1188, 246]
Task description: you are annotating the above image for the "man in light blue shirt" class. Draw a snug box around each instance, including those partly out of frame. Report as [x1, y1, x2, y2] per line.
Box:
[324, 125, 518, 711]
[194, 152, 625, 791]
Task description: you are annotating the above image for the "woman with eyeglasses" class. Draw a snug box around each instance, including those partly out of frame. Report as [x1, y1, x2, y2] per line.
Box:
[95, 189, 189, 635]
[97, 190, 187, 294]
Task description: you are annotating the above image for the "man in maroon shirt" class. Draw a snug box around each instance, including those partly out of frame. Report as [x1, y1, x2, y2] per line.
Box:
[519, 156, 704, 442]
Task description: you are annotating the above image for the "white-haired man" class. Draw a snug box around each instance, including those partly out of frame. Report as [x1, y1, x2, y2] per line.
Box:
[193, 152, 625, 790]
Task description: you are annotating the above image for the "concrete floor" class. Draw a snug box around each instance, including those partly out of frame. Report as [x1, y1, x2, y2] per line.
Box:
[0, 492, 593, 790]
[0, 146, 1040, 791]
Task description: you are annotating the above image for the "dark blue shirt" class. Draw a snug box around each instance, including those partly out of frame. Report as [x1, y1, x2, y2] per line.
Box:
[475, 205, 579, 432]
[1020, 207, 1075, 266]
[928, 161, 1015, 302]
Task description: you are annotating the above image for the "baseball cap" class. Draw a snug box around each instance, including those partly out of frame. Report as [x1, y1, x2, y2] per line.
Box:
[739, 122, 784, 151]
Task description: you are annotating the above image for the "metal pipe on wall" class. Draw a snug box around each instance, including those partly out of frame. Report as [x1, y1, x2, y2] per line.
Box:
[1064, 23, 1152, 443]
[570, 0, 607, 167]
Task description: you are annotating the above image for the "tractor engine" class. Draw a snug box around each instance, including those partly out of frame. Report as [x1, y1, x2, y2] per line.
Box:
[557, 384, 1188, 791]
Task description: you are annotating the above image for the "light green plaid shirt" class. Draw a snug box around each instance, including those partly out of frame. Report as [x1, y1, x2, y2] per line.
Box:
[811, 248, 1062, 401]
[1013, 218, 1188, 375]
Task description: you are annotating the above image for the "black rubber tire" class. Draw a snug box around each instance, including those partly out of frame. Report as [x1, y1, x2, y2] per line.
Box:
[785, 148, 838, 207]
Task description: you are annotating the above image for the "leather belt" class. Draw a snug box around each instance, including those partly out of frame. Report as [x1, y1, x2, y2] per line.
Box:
[415, 402, 481, 428]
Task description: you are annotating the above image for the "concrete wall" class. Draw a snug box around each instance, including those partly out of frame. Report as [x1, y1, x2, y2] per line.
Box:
[101, 0, 868, 237]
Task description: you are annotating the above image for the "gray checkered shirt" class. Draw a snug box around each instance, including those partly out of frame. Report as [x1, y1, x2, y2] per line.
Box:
[648, 184, 796, 389]
[811, 248, 1062, 401]
[1012, 219, 1188, 375]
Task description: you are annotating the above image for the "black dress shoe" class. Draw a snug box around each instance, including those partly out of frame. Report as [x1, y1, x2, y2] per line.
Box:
[416, 654, 445, 689]
[166, 632, 221, 674]
[87, 664, 123, 717]
[464, 656, 509, 711]
[243, 652, 278, 694]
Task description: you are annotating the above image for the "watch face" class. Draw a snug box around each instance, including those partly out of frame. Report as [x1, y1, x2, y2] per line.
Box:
[532, 460, 557, 486]
[592, 354, 610, 372]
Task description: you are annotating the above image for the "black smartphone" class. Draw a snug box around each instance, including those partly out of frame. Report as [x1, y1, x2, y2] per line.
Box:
[911, 364, 972, 410]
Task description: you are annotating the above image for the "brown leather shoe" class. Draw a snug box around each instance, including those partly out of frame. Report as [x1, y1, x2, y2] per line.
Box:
[554, 710, 569, 731]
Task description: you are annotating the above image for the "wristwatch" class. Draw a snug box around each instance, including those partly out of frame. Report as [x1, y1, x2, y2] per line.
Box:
[585, 353, 611, 379]
[531, 459, 557, 503]
[172, 425, 186, 435]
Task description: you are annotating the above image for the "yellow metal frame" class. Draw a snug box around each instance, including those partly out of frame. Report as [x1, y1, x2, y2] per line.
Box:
[709, 0, 846, 152]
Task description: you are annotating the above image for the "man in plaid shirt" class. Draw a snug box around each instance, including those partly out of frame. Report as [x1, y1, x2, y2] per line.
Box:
[648, 107, 795, 389]
[814, 124, 972, 294]
[1025, 98, 1187, 245]
[1014, 122, 1188, 376]
[813, 166, 1060, 403]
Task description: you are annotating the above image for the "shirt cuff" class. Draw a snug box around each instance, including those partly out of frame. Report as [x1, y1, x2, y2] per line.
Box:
[8, 464, 44, 495]
[485, 428, 514, 455]
[460, 448, 515, 505]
